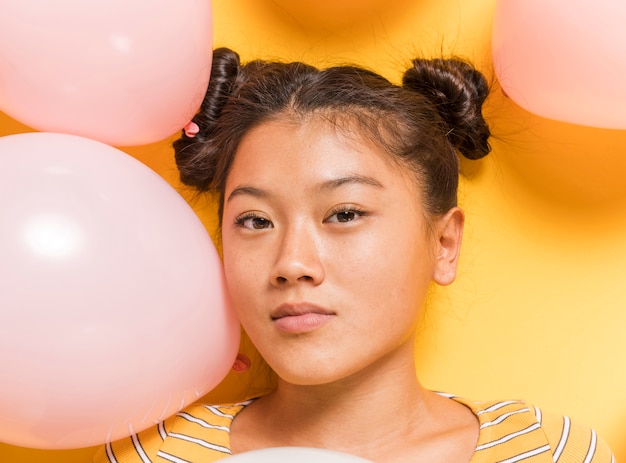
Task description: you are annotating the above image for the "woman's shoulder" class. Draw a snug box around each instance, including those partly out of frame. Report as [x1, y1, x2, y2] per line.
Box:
[91, 400, 253, 463]
[439, 393, 615, 463]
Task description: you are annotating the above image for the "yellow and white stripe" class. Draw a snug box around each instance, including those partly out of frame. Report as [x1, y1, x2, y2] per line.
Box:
[92, 396, 614, 463]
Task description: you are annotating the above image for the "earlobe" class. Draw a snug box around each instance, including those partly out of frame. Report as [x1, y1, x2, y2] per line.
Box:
[432, 207, 465, 286]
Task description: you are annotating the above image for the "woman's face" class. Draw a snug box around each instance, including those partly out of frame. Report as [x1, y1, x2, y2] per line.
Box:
[221, 117, 462, 386]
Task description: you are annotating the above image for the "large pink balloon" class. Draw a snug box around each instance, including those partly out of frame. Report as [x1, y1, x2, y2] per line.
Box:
[492, 0, 626, 129]
[0, 1, 213, 146]
[0, 133, 240, 449]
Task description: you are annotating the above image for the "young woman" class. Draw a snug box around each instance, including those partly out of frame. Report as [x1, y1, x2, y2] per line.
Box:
[93, 48, 614, 463]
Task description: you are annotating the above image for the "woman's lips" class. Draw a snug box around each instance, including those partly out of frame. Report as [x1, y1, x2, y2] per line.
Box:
[271, 303, 335, 334]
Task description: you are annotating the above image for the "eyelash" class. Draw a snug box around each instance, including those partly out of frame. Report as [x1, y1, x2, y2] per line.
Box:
[234, 212, 273, 230]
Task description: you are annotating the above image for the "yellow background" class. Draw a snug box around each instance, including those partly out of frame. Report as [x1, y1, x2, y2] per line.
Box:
[1, 0, 625, 461]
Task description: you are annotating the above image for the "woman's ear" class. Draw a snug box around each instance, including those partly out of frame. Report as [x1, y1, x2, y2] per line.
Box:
[432, 207, 465, 286]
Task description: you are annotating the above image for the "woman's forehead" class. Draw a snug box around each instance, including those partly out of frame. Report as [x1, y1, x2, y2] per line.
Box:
[234, 116, 404, 174]
[226, 118, 421, 202]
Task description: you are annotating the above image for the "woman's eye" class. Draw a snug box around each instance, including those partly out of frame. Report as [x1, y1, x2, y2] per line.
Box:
[326, 208, 366, 224]
[236, 215, 273, 230]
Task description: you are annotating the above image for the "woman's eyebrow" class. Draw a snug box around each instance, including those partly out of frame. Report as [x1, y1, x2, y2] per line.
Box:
[317, 175, 384, 192]
[227, 175, 383, 203]
[226, 185, 267, 202]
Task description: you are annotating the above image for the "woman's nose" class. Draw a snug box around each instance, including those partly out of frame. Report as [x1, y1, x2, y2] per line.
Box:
[270, 224, 325, 287]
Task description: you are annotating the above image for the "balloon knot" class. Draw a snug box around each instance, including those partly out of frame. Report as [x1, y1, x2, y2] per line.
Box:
[183, 121, 200, 138]
[232, 353, 250, 373]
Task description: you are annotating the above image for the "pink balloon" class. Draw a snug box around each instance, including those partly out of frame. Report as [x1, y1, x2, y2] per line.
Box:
[492, 0, 626, 129]
[0, 1, 213, 146]
[0, 133, 240, 449]
[223, 447, 374, 462]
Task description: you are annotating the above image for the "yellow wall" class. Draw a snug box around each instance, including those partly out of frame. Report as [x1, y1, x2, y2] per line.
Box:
[1, 0, 625, 460]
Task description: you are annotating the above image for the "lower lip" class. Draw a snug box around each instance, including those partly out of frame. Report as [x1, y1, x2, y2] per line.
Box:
[273, 313, 334, 334]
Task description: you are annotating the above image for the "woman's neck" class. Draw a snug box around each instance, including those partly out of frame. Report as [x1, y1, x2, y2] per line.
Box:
[230, 336, 479, 462]
[231, 340, 447, 459]
[269, 347, 428, 434]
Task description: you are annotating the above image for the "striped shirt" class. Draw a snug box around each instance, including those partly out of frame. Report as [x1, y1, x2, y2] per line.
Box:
[92, 394, 615, 463]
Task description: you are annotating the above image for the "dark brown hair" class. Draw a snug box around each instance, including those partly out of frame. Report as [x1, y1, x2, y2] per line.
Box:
[173, 48, 491, 219]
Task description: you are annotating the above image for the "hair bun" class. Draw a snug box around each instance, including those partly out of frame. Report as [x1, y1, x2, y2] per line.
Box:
[174, 48, 242, 190]
[197, 48, 242, 131]
[402, 58, 491, 160]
